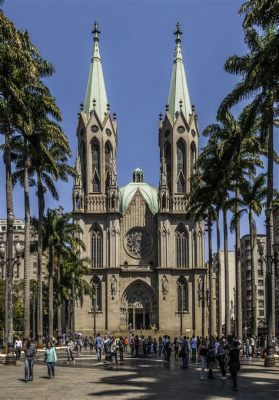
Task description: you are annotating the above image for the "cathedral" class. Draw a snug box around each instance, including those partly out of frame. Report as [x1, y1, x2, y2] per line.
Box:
[72, 22, 208, 336]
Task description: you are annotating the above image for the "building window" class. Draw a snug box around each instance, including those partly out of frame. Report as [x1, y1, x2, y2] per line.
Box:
[177, 277, 188, 312]
[258, 280, 264, 286]
[92, 275, 102, 311]
[91, 226, 102, 268]
[176, 225, 188, 268]
[92, 139, 100, 192]
[258, 290, 264, 296]
[80, 141, 86, 192]
[259, 310, 264, 316]
[105, 141, 112, 192]
[246, 271, 251, 277]
[258, 270, 263, 277]
[176, 140, 185, 193]
[164, 142, 172, 193]
[192, 231, 198, 268]
[258, 300, 264, 308]
[190, 142, 196, 176]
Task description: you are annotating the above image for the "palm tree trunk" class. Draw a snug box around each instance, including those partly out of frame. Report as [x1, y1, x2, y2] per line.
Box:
[235, 188, 242, 340]
[265, 104, 275, 344]
[216, 208, 222, 337]
[208, 218, 214, 335]
[37, 181, 44, 343]
[23, 156, 31, 339]
[249, 210, 257, 336]
[48, 248, 54, 339]
[4, 132, 14, 348]
[223, 207, 230, 336]
[57, 255, 62, 336]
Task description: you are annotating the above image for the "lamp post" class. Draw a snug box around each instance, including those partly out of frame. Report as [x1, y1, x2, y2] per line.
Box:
[257, 238, 277, 367]
[197, 275, 205, 338]
[92, 289, 97, 338]
[71, 272, 75, 334]
[0, 240, 22, 365]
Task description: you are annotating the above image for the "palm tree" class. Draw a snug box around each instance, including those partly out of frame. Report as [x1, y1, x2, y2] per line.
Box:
[218, 25, 279, 342]
[231, 174, 267, 335]
[239, 0, 279, 29]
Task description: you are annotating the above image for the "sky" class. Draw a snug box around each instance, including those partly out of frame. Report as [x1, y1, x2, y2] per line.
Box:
[0, 0, 278, 254]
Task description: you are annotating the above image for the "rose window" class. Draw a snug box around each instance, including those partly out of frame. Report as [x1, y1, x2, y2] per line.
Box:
[124, 227, 152, 259]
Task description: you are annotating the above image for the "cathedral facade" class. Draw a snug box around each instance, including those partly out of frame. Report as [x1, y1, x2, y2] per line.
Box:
[73, 22, 208, 336]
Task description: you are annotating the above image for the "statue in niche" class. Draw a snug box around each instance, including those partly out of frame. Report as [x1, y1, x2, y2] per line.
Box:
[161, 275, 169, 299]
[109, 155, 117, 186]
[160, 155, 167, 187]
[111, 275, 117, 299]
[75, 155, 82, 186]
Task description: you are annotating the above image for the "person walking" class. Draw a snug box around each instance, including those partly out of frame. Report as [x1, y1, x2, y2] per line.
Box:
[134, 335, 140, 357]
[129, 334, 135, 357]
[66, 341, 75, 364]
[228, 340, 240, 391]
[217, 338, 226, 380]
[158, 337, 163, 357]
[207, 336, 216, 379]
[14, 337, 23, 360]
[44, 342, 57, 379]
[180, 336, 189, 369]
[23, 339, 37, 382]
[190, 336, 197, 361]
[173, 337, 179, 360]
[95, 333, 103, 361]
[198, 338, 208, 380]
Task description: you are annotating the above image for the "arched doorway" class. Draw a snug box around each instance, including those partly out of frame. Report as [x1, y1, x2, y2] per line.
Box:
[120, 280, 157, 330]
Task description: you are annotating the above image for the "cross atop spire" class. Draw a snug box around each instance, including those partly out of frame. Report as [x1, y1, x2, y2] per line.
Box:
[174, 22, 182, 43]
[83, 21, 108, 121]
[167, 22, 192, 123]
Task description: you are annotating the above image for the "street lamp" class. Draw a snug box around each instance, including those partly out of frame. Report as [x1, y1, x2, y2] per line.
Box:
[71, 272, 75, 334]
[0, 240, 22, 365]
[92, 285, 96, 337]
[178, 282, 185, 337]
[197, 275, 205, 338]
[257, 238, 276, 367]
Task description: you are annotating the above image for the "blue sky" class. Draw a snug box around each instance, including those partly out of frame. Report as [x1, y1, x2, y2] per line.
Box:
[1, 0, 278, 254]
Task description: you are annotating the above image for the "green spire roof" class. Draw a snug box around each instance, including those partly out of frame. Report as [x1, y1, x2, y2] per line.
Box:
[167, 22, 192, 123]
[83, 22, 108, 121]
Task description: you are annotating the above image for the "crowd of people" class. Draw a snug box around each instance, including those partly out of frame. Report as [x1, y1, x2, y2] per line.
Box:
[10, 333, 279, 391]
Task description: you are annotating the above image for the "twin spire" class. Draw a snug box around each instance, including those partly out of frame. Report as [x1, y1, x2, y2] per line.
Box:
[83, 21, 192, 123]
[83, 21, 108, 120]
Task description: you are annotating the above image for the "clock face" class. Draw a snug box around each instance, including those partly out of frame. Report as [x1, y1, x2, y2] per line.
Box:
[91, 125, 99, 133]
[177, 126, 185, 134]
[124, 227, 153, 259]
[191, 129, 196, 137]
[106, 128, 112, 136]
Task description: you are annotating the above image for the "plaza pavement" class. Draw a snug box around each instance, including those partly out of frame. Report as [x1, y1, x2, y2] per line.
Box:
[0, 353, 278, 400]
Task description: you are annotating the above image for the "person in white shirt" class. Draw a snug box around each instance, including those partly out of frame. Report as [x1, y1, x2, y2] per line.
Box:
[190, 336, 197, 361]
[14, 338, 23, 360]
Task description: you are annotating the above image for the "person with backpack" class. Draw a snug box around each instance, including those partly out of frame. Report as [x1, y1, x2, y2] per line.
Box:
[44, 341, 57, 379]
[23, 339, 37, 382]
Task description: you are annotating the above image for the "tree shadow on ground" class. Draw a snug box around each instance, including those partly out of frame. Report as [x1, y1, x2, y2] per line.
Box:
[85, 358, 279, 400]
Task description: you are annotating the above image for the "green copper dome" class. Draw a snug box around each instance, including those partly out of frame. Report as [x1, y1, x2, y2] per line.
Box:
[119, 170, 158, 215]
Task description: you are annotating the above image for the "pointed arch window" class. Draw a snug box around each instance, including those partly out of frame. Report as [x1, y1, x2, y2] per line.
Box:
[164, 142, 171, 192]
[177, 140, 186, 193]
[105, 141, 112, 192]
[92, 275, 102, 311]
[92, 139, 100, 192]
[176, 225, 188, 268]
[80, 141, 86, 192]
[177, 277, 188, 312]
[193, 230, 198, 268]
[190, 142, 197, 176]
[91, 226, 102, 268]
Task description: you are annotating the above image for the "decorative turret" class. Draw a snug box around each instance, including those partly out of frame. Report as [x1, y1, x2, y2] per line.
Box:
[73, 153, 84, 212]
[158, 155, 170, 212]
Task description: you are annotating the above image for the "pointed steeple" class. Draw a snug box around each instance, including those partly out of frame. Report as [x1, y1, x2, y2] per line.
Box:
[167, 22, 192, 123]
[83, 21, 108, 121]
